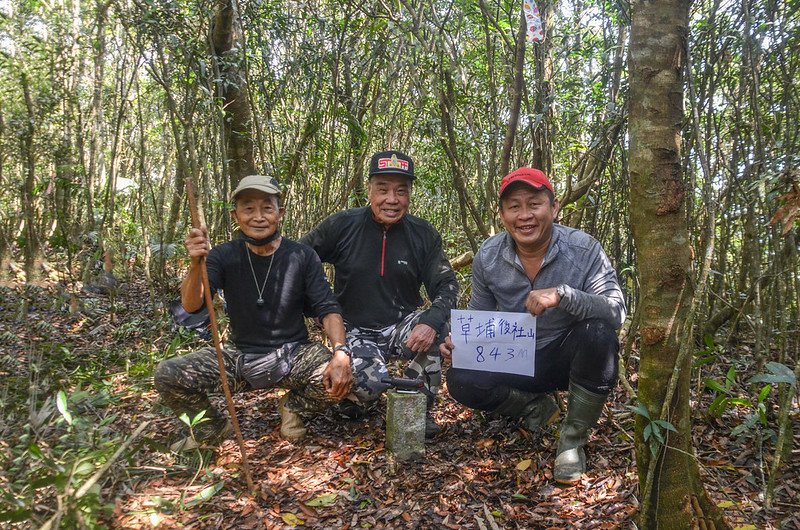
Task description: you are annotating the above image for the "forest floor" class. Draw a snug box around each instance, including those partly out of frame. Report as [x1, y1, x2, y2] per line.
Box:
[2, 275, 799, 529]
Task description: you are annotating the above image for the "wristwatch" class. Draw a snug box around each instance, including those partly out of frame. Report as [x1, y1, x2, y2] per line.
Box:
[556, 284, 567, 300]
[334, 344, 352, 357]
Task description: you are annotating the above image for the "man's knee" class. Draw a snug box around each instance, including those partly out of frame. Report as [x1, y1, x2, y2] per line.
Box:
[407, 349, 441, 373]
[350, 341, 382, 360]
[154, 358, 177, 393]
[573, 319, 619, 350]
[568, 319, 619, 392]
[446, 368, 491, 408]
[153, 352, 212, 394]
[291, 341, 332, 384]
[350, 356, 390, 403]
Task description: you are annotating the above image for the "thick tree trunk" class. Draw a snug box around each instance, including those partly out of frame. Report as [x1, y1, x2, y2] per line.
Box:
[628, 1, 729, 528]
[212, 0, 255, 185]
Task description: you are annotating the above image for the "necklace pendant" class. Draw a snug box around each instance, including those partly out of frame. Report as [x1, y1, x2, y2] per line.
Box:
[256, 298, 264, 307]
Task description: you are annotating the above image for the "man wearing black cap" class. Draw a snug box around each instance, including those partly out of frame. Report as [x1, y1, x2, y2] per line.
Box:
[301, 150, 459, 437]
[155, 175, 353, 450]
[441, 167, 625, 484]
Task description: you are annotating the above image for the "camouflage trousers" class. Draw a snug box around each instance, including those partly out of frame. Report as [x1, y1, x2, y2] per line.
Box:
[346, 310, 441, 407]
[154, 341, 337, 438]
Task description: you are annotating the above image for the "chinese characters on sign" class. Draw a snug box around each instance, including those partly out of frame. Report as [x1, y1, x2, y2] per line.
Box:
[450, 309, 537, 377]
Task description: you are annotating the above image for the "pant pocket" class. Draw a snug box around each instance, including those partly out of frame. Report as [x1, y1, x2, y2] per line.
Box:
[240, 350, 292, 389]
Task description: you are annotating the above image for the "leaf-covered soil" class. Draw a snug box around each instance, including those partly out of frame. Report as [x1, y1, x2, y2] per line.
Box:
[3, 277, 798, 529]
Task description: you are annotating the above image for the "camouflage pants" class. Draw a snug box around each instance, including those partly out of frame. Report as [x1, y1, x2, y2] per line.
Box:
[154, 341, 337, 437]
[346, 310, 441, 407]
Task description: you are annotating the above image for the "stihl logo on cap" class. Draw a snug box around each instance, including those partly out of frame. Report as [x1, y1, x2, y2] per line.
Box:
[378, 155, 409, 171]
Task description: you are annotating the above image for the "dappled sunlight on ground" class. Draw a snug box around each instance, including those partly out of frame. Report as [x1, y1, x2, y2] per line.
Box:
[5, 280, 797, 529]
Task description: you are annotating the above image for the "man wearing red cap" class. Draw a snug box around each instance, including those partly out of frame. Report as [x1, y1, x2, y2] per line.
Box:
[441, 167, 625, 484]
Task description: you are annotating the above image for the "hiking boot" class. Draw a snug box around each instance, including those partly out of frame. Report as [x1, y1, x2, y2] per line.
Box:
[492, 387, 560, 433]
[425, 412, 441, 438]
[336, 399, 368, 419]
[553, 383, 608, 485]
[170, 418, 232, 452]
[279, 394, 307, 442]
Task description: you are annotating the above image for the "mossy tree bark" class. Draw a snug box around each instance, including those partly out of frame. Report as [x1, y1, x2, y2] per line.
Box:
[629, 1, 730, 528]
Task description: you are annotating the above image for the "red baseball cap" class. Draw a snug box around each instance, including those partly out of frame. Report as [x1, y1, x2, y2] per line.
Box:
[499, 167, 553, 197]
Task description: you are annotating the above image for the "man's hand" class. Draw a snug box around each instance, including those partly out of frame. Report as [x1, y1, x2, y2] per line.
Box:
[439, 335, 454, 362]
[185, 227, 210, 263]
[525, 287, 561, 316]
[323, 350, 352, 400]
[405, 323, 437, 353]
[180, 227, 211, 313]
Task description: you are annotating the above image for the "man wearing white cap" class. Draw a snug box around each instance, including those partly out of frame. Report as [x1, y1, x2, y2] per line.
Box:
[155, 175, 352, 450]
[441, 167, 626, 484]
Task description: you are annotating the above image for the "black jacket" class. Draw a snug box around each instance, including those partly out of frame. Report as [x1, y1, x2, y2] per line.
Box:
[301, 207, 458, 332]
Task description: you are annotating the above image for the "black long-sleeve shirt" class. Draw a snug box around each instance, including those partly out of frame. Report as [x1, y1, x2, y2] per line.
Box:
[206, 238, 341, 352]
[300, 207, 459, 332]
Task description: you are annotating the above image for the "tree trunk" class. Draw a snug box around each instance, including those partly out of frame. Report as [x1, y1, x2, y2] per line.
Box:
[79, 0, 108, 284]
[628, 1, 729, 528]
[499, 6, 527, 177]
[211, 0, 255, 185]
[527, 0, 552, 173]
[20, 72, 39, 282]
[437, 66, 489, 245]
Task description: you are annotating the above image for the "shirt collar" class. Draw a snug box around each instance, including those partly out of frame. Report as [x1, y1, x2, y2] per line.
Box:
[501, 224, 562, 267]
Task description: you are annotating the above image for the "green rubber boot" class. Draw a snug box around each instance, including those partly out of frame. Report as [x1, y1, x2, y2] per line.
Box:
[554, 383, 608, 485]
[492, 387, 560, 432]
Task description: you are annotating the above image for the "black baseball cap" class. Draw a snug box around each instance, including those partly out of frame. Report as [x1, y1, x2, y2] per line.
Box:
[368, 150, 415, 180]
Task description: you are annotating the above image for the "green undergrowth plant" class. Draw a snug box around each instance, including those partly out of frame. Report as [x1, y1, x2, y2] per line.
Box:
[0, 385, 140, 528]
[126, 323, 204, 380]
[703, 363, 783, 441]
[625, 403, 678, 458]
[702, 357, 797, 493]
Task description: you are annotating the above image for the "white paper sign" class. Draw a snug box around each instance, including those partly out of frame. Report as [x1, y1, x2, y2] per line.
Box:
[451, 309, 537, 377]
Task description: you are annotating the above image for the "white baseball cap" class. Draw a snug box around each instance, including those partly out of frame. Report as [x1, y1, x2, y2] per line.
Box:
[230, 175, 281, 202]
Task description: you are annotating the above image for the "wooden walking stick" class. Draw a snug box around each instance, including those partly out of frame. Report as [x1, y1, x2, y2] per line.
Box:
[184, 175, 255, 493]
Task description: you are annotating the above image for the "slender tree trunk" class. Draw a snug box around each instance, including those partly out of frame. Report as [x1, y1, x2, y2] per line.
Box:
[86, 0, 108, 234]
[437, 66, 489, 245]
[499, 6, 527, 177]
[629, 1, 730, 528]
[527, 0, 552, 172]
[20, 72, 39, 282]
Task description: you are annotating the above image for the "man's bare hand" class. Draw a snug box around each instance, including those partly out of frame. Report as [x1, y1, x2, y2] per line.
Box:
[185, 227, 210, 262]
[439, 335, 454, 362]
[525, 287, 561, 316]
[323, 351, 352, 400]
[405, 323, 437, 353]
